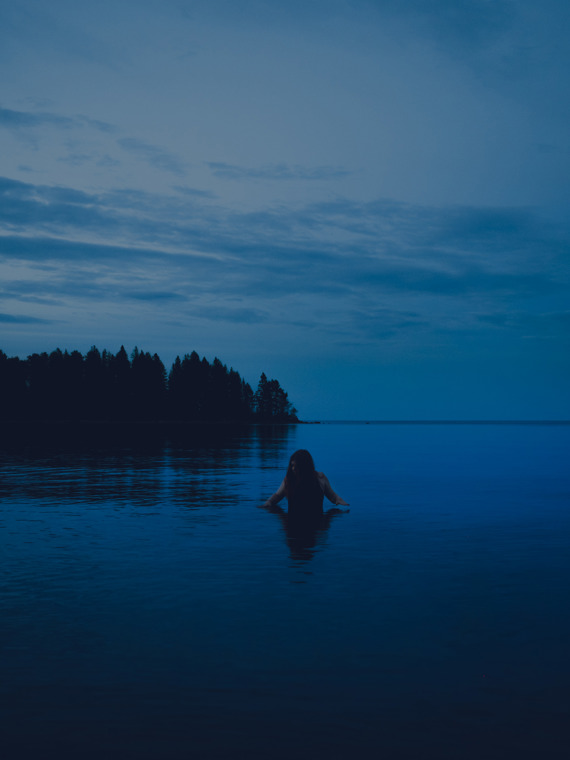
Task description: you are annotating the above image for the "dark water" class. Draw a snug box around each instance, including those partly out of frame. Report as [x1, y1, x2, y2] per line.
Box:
[1, 422, 569, 759]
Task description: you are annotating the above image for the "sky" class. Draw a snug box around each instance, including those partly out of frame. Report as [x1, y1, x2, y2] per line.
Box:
[1, 0, 569, 420]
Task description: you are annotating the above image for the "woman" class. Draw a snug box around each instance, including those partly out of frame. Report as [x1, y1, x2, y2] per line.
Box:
[262, 449, 349, 518]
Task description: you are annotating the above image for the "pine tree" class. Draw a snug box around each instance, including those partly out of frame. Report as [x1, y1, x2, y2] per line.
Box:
[0, 346, 297, 422]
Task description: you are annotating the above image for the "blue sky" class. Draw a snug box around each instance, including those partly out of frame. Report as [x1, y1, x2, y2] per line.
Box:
[1, 0, 568, 419]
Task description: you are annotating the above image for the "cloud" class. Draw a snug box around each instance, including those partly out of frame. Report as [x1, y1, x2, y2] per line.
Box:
[0, 105, 119, 162]
[173, 185, 217, 200]
[126, 291, 187, 302]
[0, 178, 116, 234]
[0, 312, 52, 324]
[207, 162, 351, 182]
[0, 106, 116, 134]
[117, 137, 186, 176]
[478, 309, 570, 338]
[1, 173, 568, 353]
[81, 116, 117, 134]
[188, 304, 267, 324]
[345, 304, 430, 339]
[0, 106, 77, 131]
[2, 174, 566, 280]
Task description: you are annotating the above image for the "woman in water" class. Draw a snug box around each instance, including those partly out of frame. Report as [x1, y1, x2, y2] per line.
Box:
[262, 449, 349, 517]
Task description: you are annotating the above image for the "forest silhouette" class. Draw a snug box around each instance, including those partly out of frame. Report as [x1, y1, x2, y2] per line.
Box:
[0, 346, 298, 423]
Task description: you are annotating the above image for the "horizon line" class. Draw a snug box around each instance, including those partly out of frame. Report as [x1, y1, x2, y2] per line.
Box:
[302, 419, 570, 425]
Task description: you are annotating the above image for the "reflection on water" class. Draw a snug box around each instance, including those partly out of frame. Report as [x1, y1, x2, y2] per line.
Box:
[1, 422, 570, 759]
[1, 422, 293, 505]
[262, 503, 347, 562]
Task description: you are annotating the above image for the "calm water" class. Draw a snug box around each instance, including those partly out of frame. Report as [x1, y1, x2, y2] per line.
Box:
[1, 422, 569, 759]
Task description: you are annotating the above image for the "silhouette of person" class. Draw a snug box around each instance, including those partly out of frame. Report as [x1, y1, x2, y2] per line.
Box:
[260, 449, 349, 561]
[262, 449, 349, 513]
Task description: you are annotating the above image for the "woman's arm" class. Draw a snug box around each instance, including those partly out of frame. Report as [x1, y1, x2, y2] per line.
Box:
[261, 479, 287, 507]
[317, 472, 350, 506]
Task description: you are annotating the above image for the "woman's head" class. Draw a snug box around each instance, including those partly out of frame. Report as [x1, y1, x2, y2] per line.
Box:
[286, 449, 316, 483]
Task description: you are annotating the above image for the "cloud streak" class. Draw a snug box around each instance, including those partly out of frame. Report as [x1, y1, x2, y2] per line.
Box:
[0, 106, 77, 131]
[1, 173, 567, 353]
[0, 106, 117, 134]
[207, 162, 352, 182]
[117, 138, 186, 176]
[0, 312, 52, 324]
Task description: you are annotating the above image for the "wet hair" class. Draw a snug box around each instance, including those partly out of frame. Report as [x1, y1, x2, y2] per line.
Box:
[284, 449, 318, 498]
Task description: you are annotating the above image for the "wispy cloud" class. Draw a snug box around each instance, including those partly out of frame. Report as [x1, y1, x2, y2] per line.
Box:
[477, 309, 570, 335]
[0, 311, 52, 324]
[117, 138, 186, 176]
[174, 185, 217, 200]
[0, 106, 186, 180]
[0, 106, 76, 130]
[207, 162, 352, 182]
[1, 173, 568, 349]
[0, 106, 116, 134]
[126, 291, 187, 302]
[190, 304, 267, 324]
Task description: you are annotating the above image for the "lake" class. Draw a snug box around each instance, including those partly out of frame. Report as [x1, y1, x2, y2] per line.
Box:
[1, 422, 569, 759]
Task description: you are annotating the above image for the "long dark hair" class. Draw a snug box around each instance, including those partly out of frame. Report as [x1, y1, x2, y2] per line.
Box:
[284, 449, 319, 500]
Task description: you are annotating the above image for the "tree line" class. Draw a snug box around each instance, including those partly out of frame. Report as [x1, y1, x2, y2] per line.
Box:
[0, 346, 298, 422]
